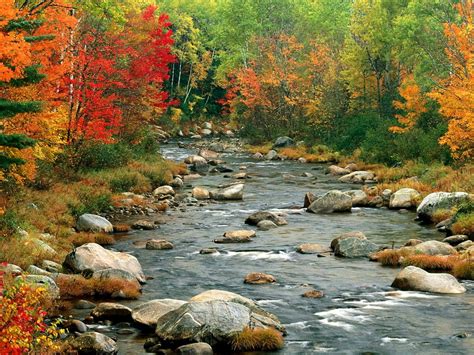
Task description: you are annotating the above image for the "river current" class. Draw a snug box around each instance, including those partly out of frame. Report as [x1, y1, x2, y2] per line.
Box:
[81, 141, 473, 354]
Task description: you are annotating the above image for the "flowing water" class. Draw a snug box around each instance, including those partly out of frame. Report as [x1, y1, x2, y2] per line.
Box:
[80, 141, 473, 354]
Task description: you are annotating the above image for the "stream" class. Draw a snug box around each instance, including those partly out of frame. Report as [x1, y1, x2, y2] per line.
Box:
[75, 140, 473, 354]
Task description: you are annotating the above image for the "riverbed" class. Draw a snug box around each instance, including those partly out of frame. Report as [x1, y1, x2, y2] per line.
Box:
[80, 140, 474, 354]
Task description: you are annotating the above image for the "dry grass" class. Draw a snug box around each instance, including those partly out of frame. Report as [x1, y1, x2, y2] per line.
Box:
[247, 143, 273, 155]
[401, 255, 460, 271]
[113, 224, 131, 233]
[56, 274, 141, 299]
[371, 248, 414, 266]
[431, 209, 455, 224]
[71, 233, 115, 247]
[451, 213, 474, 236]
[452, 259, 474, 280]
[231, 327, 284, 352]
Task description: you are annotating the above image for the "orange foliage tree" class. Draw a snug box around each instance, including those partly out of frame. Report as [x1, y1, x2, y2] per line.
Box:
[428, 0, 474, 160]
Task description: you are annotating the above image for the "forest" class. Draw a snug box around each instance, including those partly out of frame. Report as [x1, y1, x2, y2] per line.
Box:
[0, 0, 473, 353]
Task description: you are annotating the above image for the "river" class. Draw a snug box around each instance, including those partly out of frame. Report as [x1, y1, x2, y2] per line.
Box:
[79, 140, 474, 354]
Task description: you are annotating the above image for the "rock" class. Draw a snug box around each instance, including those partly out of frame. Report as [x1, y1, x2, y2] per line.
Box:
[184, 155, 207, 165]
[132, 220, 156, 230]
[436, 218, 452, 231]
[214, 234, 252, 244]
[176, 342, 213, 355]
[15, 275, 59, 299]
[273, 136, 294, 148]
[296, 243, 331, 254]
[346, 190, 369, 207]
[76, 214, 113, 233]
[190, 290, 254, 307]
[368, 196, 384, 208]
[64, 319, 88, 333]
[298, 157, 307, 164]
[91, 302, 132, 322]
[146, 240, 174, 250]
[404, 239, 423, 247]
[171, 177, 184, 189]
[192, 187, 210, 200]
[203, 122, 212, 130]
[417, 192, 470, 222]
[232, 172, 248, 179]
[155, 300, 283, 348]
[75, 300, 97, 310]
[41, 260, 62, 273]
[192, 161, 210, 174]
[265, 150, 278, 160]
[333, 237, 379, 258]
[257, 220, 278, 231]
[63, 243, 145, 283]
[91, 268, 141, 295]
[132, 299, 187, 328]
[328, 165, 350, 176]
[245, 211, 287, 226]
[307, 190, 352, 213]
[344, 163, 358, 172]
[199, 248, 219, 254]
[252, 152, 264, 160]
[244, 272, 276, 284]
[201, 129, 212, 136]
[153, 186, 175, 197]
[223, 230, 256, 239]
[391, 266, 466, 294]
[26, 265, 51, 276]
[302, 290, 324, 298]
[199, 149, 218, 160]
[29, 238, 57, 255]
[389, 188, 421, 209]
[301, 172, 313, 178]
[303, 192, 316, 208]
[413, 240, 456, 255]
[339, 171, 376, 184]
[69, 332, 118, 354]
[443, 235, 469, 246]
[225, 130, 234, 137]
[456, 240, 474, 252]
[330, 231, 369, 252]
[0, 263, 23, 274]
[191, 135, 202, 139]
[210, 183, 244, 200]
[212, 165, 233, 173]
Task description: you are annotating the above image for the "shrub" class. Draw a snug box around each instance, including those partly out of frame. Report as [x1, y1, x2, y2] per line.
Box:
[55, 274, 140, 299]
[0, 273, 64, 353]
[451, 201, 474, 236]
[231, 327, 284, 352]
[68, 184, 112, 218]
[109, 170, 151, 193]
[71, 142, 132, 171]
[431, 209, 455, 224]
[0, 210, 24, 238]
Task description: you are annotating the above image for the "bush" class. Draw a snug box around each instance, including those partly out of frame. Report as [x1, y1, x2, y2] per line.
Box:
[451, 201, 474, 237]
[70, 142, 133, 171]
[68, 184, 112, 218]
[231, 327, 284, 352]
[0, 210, 24, 238]
[108, 170, 151, 193]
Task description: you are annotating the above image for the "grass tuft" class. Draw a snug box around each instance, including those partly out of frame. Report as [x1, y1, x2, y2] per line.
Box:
[452, 259, 474, 280]
[231, 327, 284, 352]
[401, 254, 459, 270]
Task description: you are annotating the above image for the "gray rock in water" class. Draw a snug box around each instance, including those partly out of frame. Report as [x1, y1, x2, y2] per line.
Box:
[63, 243, 145, 283]
[417, 192, 470, 222]
[132, 220, 156, 230]
[155, 300, 283, 348]
[192, 187, 210, 200]
[76, 214, 113, 233]
[69, 332, 118, 354]
[389, 188, 421, 209]
[304, 192, 316, 208]
[346, 190, 369, 207]
[210, 183, 244, 200]
[192, 161, 210, 174]
[132, 299, 187, 328]
[146, 239, 174, 250]
[330, 232, 378, 258]
[91, 302, 132, 322]
[15, 275, 59, 299]
[339, 171, 376, 184]
[245, 211, 287, 226]
[273, 136, 294, 148]
[257, 220, 278, 230]
[265, 150, 278, 160]
[307, 190, 352, 213]
[413, 240, 456, 255]
[176, 342, 213, 355]
[252, 152, 264, 160]
[442, 235, 469, 246]
[75, 300, 97, 310]
[392, 266, 466, 294]
[153, 185, 176, 197]
[328, 165, 350, 176]
[296, 243, 331, 254]
[244, 272, 276, 284]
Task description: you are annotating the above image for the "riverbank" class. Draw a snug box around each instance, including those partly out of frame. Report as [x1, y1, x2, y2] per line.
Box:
[1, 137, 473, 353]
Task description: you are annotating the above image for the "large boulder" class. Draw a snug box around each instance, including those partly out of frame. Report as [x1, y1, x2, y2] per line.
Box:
[273, 136, 294, 148]
[307, 190, 352, 213]
[132, 299, 187, 328]
[413, 240, 456, 255]
[91, 302, 132, 322]
[210, 184, 244, 200]
[391, 266, 466, 294]
[155, 300, 283, 348]
[389, 188, 421, 209]
[417, 192, 470, 222]
[330, 232, 378, 258]
[76, 214, 113, 233]
[339, 171, 376, 184]
[346, 190, 369, 207]
[69, 332, 118, 354]
[63, 243, 145, 283]
[245, 211, 287, 226]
